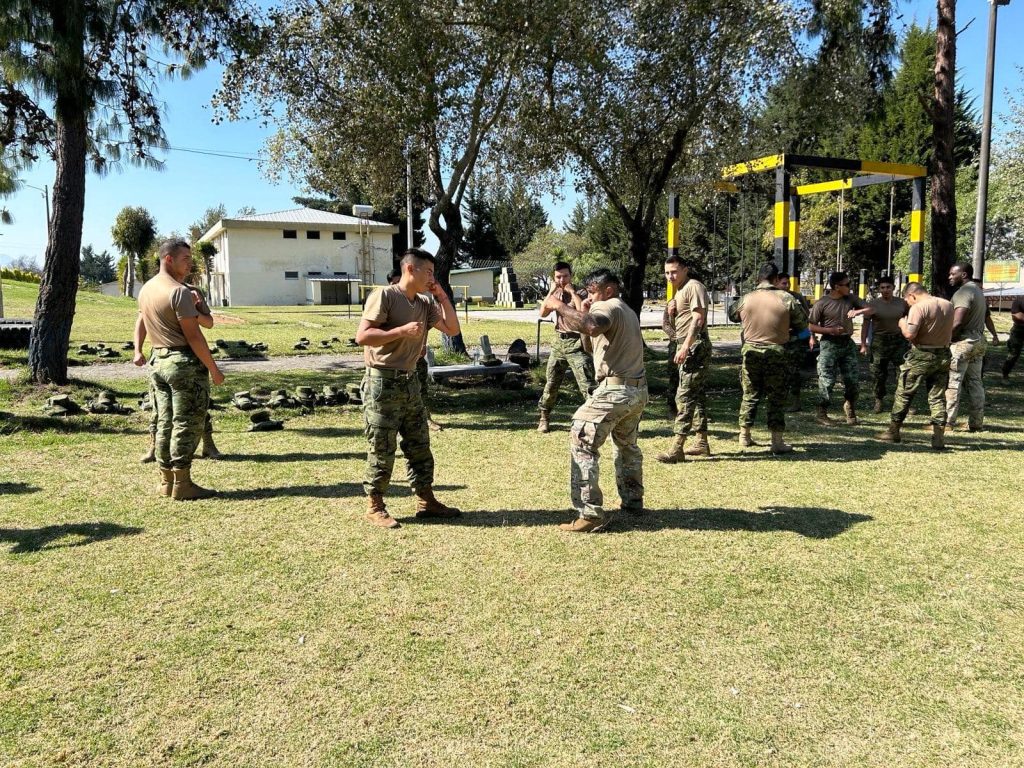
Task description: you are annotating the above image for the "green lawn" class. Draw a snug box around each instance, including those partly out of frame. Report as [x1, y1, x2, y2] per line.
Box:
[2, 336, 1023, 766]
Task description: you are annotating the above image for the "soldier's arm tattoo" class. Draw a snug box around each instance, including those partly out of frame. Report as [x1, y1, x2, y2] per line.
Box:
[553, 302, 611, 337]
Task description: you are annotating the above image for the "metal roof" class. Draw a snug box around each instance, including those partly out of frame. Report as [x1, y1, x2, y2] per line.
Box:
[200, 207, 398, 240]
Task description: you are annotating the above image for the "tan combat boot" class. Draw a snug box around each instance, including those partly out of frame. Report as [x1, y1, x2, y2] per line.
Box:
[415, 486, 461, 519]
[684, 431, 711, 457]
[878, 422, 902, 443]
[843, 400, 859, 425]
[559, 517, 606, 533]
[158, 468, 174, 497]
[770, 430, 794, 454]
[170, 468, 216, 501]
[200, 431, 222, 459]
[140, 432, 156, 464]
[656, 435, 687, 464]
[931, 424, 946, 450]
[872, 398, 884, 414]
[537, 409, 551, 433]
[815, 405, 835, 426]
[427, 416, 444, 432]
[739, 426, 757, 447]
[366, 493, 400, 528]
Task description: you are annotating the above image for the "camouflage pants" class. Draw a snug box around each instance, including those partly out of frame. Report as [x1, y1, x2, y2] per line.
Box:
[666, 339, 679, 406]
[149, 398, 212, 437]
[870, 333, 908, 401]
[891, 347, 950, 426]
[1003, 326, 1024, 376]
[416, 355, 433, 419]
[672, 335, 710, 436]
[816, 337, 859, 408]
[149, 350, 210, 470]
[570, 381, 648, 521]
[783, 338, 807, 399]
[739, 345, 788, 431]
[946, 337, 987, 427]
[361, 370, 433, 496]
[539, 335, 595, 412]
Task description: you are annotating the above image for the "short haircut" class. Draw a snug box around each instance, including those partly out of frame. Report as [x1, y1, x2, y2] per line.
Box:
[664, 255, 684, 267]
[904, 282, 927, 296]
[386, 268, 401, 283]
[159, 238, 191, 259]
[757, 261, 779, 283]
[829, 271, 848, 288]
[583, 268, 620, 290]
[553, 261, 572, 274]
[777, 271, 791, 281]
[878, 274, 895, 286]
[954, 261, 974, 278]
[400, 247, 435, 268]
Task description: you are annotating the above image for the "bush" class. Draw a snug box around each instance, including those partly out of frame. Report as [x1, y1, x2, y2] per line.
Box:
[1, 267, 42, 284]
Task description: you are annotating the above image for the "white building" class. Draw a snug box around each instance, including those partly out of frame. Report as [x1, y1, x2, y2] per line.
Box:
[99, 279, 143, 298]
[199, 207, 399, 306]
[449, 267, 496, 302]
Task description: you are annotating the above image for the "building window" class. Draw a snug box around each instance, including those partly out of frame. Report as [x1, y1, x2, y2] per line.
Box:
[333, 271, 347, 276]
[308, 271, 322, 276]
[283, 230, 297, 239]
[307, 230, 320, 240]
[333, 231, 347, 240]
[284, 271, 299, 280]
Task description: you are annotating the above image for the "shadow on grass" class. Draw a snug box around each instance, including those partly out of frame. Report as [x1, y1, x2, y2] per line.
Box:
[0, 412, 138, 435]
[1, 522, 144, 554]
[217, 482, 466, 501]
[435, 506, 871, 538]
[214, 451, 363, 463]
[0, 482, 40, 495]
[291, 426, 362, 438]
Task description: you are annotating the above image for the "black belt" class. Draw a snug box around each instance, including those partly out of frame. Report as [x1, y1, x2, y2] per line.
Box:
[915, 345, 949, 351]
[557, 332, 581, 339]
[366, 367, 415, 378]
[821, 334, 852, 342]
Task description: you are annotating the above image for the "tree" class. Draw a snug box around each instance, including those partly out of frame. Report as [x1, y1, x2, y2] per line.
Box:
[193, 240, 218, 295]
[460, 186, 506, 265]
[188, 204, 228, 244]
[79, 244, 114, 284]
[512, 225, 594, 301]
[929, 0, 957, 295]
[111, 206, 156, 297]
[1, 1, 251, 384]
[490, 181, 548, 258]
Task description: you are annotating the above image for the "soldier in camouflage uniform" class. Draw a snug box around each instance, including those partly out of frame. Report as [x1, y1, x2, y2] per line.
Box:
[774, 272, 812, 411]
[542, 268, 646, 533]
[389, 268, 443, 432]
[356, 248, 463, 529]
[862, 275, 909, 413]
[728, 262, 808, 454]
[1002, 296, 1024, 379]
[663, 303, 678, 415]
[879, 283, 955, 449]
[537, 261, 595, 432]
[133, 239, 225, 500]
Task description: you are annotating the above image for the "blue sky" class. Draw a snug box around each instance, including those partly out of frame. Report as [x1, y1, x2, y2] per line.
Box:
[2, 0, 1022, 269]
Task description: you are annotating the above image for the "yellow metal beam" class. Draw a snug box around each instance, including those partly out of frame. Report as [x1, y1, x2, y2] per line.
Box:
[795, 178, 854, 195]
[909, 210, 924, 242]
[722, 154, 783, 179]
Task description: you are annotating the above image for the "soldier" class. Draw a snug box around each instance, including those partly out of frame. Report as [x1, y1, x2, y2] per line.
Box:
[807, 271, 873, 426]
[356, 248, 462, 529]
[542, 268, 647, 533]
[1001, 294, 1024, 379]
[662, 296, 678, 416]
[773, 271, 811, 411]
[133, 239, 225, 500]
[945, 263, 992, 431]
[537, 261, 596, 433]
[657, 256, 712, 462]
[862, 274, 909, 413]
[879, 283, 955, 449]
[728, 262, 808, 454]
[388, 268, 442, 432]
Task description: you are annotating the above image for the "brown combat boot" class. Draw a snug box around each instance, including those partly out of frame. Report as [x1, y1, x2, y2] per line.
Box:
[158, 468, 174, 497]
[170, 468, 216, 501]
[140, 432, 156, 464]
[739, 426, 757, 447]
[815, 405, 836, 426]
[843, 400, 859, 425]
[770, 430, 794, 454]
[559, 517, 607, 533]
[931, 424, 946, 450]
[200, 431, 222, 459]
[427, 416, 443, 432]
[878, 422, 902, 443]
[872, 398, 884, 414]
[656, 435, 687, 464]
[366, 493, 400, 528]
[415, 486, 461, 518]
[684, 431, 711, 456]
[537, 409, 551, 434]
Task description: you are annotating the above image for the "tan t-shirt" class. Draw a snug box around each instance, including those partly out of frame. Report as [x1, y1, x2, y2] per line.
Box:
[907, 296, 954, 347]
[137, 271, 200, 348]
[867, 296, 908, 336]
[362, 285, 442, 371]
[590, 297, 645, 381]
[672, 279, 710, 341]
[551, 289, 579, 334]
[733, 285, 794, 346]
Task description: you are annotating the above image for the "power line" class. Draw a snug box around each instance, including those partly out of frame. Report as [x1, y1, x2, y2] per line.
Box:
[161, 144, 261, 161]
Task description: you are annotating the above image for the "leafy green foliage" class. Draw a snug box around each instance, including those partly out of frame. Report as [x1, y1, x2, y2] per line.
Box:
[79, 244, 115, 285]
[110, 206, 156, 297]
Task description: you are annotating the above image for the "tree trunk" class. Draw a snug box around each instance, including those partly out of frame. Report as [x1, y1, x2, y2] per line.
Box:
[125, 256, 136, 298]
[29, 113, 87, 385]
[621, 223, 650, 316]
[930, 0, 957, 296]
[429, 202, 468, 354]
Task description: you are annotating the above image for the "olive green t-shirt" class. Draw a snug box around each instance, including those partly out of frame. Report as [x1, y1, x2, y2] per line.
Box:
[808, 295, 866, 337]
[951, 281, 987, 341]
[137, 271, 200, 348]
[907, 296, 954, 347]
[590, 297, 645, 381]
[671, 279, 710, 341]
[867, 296, 908, 336]
[362, 285, 442, 371]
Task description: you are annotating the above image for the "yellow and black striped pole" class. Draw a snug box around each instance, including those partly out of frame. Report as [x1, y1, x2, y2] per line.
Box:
[666, 193, 680, 301]
[788, 194, 801, 292]
[814, 269, 824, 302]
[858, 269, 868, 300]
[774, 165, 790, 269]
[909, 177, 925, 284]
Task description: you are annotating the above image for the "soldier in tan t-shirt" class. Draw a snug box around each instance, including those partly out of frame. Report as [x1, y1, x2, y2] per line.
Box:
[541, 268, 647, 533]
[355, 248, 462, 529]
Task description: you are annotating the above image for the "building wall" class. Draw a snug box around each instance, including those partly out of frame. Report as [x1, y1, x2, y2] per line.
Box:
[215, 227, 394, 306]
[450, 268, 496, 300]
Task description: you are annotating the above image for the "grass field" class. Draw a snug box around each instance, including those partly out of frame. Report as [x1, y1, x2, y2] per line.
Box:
[2, 281, 1024, 766]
